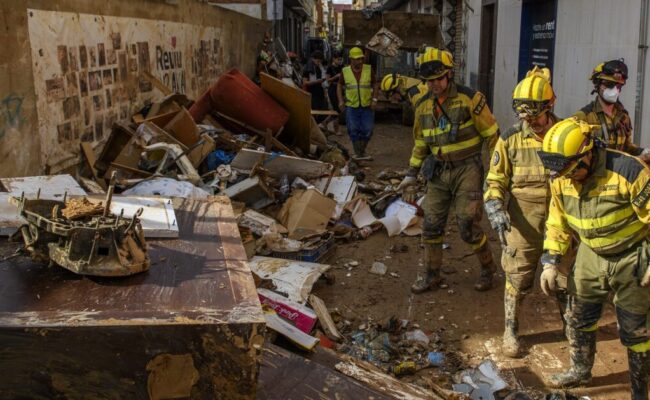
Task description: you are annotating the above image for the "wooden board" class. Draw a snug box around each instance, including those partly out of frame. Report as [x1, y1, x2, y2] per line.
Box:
[0, 197, 264, 399]
[260, 72, 312, 154]
[258, 344, 393, 400]
[309, 294, 343, 342]
[342, 11, 443, 51]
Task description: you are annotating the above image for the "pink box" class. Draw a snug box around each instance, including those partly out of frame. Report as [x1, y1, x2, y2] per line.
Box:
[258, 288, 317, 334]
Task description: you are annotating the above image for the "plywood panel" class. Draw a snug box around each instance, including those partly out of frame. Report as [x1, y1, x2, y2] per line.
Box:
[260, 72, 311, 154]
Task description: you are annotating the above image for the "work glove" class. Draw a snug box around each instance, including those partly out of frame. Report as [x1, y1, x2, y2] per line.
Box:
[402, 186, 417, 203]
[484, 199, 510, 235]
[540, 264, 559, 296]
[397, 176, 417, 192]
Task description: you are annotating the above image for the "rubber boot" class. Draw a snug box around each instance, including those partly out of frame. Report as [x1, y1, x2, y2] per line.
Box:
[628, 348, 649, 400]
[474, 242, 497, 291]
[546, 328, 596, 388]
[351, 141, 362, 159]
[502, 284, 523, 358]
[359, 140, 373, 160]
[411, 244, 443, 294]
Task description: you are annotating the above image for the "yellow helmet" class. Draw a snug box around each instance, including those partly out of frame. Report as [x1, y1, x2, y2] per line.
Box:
[349, 47, 364, 59]
[512, 66, 556, 117]
[380, 73, 400, 92]
[590, 59, 628, 85]
[418, 47, 454, 80]
[538, 117, 598, 177]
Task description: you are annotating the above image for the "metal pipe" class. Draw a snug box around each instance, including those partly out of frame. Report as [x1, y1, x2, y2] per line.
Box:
[635, 0, 649, 143]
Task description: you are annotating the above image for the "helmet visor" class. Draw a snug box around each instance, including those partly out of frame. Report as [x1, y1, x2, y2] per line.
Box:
[513, 100, 548, 118]
[419, 61, 448, 80]
[538, 151, 587, 178]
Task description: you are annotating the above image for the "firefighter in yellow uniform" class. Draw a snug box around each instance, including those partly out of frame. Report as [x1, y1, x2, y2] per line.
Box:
[538, 117, 650, 398]
[573, 59, 650, 161]
[484, 67, 564, 357]
[380, 73, 429, 107]
[397, 48, 500, 293]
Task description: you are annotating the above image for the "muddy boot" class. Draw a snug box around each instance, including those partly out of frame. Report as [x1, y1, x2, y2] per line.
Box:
[359, 140, 373, 160]
[502, 286, 523, 358]
[411, 244, 442, 294]
[546, 328, 595, 388]
[351, 141, 362, 159]
[628, 349, 649, 400]
[473, 242, 496, 291]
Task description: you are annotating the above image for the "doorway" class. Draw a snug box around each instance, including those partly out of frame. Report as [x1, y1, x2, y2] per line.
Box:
[478, 0, 497, 108]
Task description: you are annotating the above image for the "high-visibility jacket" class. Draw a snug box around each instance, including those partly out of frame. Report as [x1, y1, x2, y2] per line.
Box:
[397, 76, 428, 108]
[342, 65, 372, 108]
[544, 147, 650, 256]
[409, 82, 499, 168]
[484, 114, 559, 204]
[573, 99, 642, 156]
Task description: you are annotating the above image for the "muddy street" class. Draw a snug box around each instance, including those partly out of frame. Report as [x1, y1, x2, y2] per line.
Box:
[313, 115, 629, 399]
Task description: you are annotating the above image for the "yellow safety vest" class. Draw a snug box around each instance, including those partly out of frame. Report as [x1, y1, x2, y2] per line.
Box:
[343, 65, 372, 108]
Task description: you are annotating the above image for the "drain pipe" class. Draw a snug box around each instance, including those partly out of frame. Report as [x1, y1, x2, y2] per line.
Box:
[635, 0, 649, 144]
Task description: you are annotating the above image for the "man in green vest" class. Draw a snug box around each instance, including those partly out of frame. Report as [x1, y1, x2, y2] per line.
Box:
[337, 47, 379, 160]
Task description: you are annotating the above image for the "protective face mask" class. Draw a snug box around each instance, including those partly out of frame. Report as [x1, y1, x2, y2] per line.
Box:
[601, 86, 620, 103]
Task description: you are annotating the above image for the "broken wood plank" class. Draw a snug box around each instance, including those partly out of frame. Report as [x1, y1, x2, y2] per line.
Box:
[79, 142, 102, 185]
[109, 162, 153, 177]
[141, 71, 173, 96]
[216, 112, 297, 157]
[308, 294, 342, 342]
[310, 109, 339, 116]
[260, 72, 311, 154]
[334, 354, 445, 400]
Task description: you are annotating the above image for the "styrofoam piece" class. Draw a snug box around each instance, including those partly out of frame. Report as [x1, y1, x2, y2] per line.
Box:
[248, 256, 331, 304]
[315, 176, 357, 204]
[0, 193, 26, 236]
[0, 174, 86, 200]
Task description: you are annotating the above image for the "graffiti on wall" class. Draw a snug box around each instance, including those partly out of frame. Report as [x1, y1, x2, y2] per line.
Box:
[27, 9, 224, 171]
[0, 94, 25, 140]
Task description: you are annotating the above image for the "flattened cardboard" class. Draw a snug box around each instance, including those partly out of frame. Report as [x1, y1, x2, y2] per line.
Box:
[278, 189, 336, 239]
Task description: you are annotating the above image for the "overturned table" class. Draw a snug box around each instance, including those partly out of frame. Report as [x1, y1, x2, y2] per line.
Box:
[0, 197, 265, 399]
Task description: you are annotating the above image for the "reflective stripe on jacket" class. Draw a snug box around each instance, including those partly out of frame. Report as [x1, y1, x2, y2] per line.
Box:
[573, 99, 642, 156]
[484, 115, 558, 203]
[545, 148, 650, 256]
[343, 65, 372, 108]
[409, 82, 499, 168]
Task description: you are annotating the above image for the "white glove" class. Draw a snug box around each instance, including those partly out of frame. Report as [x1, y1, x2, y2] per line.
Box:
[397, 176, 416, 192]
[540, 264, 558, 296]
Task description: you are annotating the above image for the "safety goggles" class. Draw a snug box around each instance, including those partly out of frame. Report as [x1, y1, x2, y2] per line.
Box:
[512, 100, 549, 118]
[538, 151, 589, 178]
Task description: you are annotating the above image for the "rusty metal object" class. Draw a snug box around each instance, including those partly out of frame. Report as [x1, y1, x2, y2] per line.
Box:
[15, 177, 150, 277]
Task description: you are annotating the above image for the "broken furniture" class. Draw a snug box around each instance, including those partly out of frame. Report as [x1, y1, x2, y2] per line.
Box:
[15, 182, 150, 277]
[0, 197, 264, 398]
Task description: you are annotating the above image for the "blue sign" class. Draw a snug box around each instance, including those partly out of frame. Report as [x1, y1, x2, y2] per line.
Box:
[518, 0, 558, 81]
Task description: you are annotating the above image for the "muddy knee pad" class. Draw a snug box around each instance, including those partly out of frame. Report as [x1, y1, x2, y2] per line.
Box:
[505, 272, 535, 294]
[457, 216, 483, 244]
[566, 297, 603, 331]
[422, 219, 445, 243]
[616, 306, 649, 348]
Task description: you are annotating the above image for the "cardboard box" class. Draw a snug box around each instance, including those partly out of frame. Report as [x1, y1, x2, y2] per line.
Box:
[258, 288, 317, 334]
[278, 189, 336, 239]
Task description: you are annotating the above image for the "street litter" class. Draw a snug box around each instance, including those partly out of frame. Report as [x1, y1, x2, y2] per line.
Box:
[453, 360, 508, 400]
[247, 256, 331, 303]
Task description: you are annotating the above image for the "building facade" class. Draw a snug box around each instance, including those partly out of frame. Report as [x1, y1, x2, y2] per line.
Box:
[465, 0, 650, 146]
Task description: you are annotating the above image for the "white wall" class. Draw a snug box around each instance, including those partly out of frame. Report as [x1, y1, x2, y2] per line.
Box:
[491, 0, 522, 130]
[553, 0, 641, 120]
[466, 0, 646, 137]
